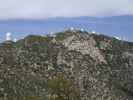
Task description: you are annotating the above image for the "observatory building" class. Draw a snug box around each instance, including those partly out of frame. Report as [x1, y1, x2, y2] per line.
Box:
[80, 28, 84, 32]
[6, 32, 12, 41]
[92, 30, 96, 34]
[70, 27, 74, 31]
[13, 38, 17, 42]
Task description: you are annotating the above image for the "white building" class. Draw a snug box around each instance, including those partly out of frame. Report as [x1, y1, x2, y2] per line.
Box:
[6, 32, 12, 41]
[80, 28, 84, 32]
[114, 36, 121, 40]
[70, 27, 74, 31]
[49, 32, 56, 37]
[13, 38, 17, 42]
[50, 32, 54, 36]
[92, 30, 96, 34]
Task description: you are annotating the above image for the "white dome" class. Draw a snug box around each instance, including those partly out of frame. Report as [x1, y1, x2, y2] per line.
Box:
[70, 27, 74, 31]
[92, 31, 96, 34]
[6, 32, 11, 36]
[80, 28, 84, 32]
[114, 36, 121, 40]
[6, 32, 12, 41]
[13, 38, 17, 42]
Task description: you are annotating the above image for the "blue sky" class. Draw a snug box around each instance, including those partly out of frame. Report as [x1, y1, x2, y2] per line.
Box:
[0, 0, 133, 42]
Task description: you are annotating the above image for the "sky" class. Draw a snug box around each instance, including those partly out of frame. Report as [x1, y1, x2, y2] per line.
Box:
[0, 0, 133, 42]
[0, 0, 133, 19]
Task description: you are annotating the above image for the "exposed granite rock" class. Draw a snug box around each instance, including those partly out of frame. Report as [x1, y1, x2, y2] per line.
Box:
[62, 35, 106, 63]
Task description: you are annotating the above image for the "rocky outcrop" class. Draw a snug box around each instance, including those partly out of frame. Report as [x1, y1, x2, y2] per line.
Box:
[62, 35, 106, 63]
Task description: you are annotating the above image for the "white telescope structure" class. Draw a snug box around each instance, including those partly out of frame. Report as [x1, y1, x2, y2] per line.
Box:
[13, 38, 17, 42]
[80, 28, 84, 32]
[70, 27, 74, 31]
[6, 32, 12, 41]
[92, 30, 96, 34]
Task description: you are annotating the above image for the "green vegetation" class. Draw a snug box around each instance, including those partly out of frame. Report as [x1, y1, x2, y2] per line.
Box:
[0, 31, 133, 100]
[46, 72, 80, 100]
[95, 41, 101, 48]
[14, 42, 23, 48]
[112, 38, 120, 44]
[55, 32, 67, 41]
[23, 72, 80, 100]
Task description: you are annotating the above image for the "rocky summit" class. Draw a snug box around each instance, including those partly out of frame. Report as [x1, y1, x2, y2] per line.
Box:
[0, 30, 133, 100]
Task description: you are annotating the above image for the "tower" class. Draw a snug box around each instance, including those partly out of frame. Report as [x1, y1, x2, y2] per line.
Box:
[50, 32, 53, 36]
[6, 32, 12, 41]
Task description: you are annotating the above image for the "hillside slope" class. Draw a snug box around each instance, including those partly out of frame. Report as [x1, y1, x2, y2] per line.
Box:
[0, 30, 133, 100]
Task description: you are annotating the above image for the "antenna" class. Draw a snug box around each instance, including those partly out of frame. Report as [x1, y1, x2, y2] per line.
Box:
[6, 32, 12, 41]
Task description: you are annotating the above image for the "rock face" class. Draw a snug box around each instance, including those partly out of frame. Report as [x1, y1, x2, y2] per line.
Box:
[0, 30, 133, 100]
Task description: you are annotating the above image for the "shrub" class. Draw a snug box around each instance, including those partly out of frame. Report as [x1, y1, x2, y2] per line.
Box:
[47, 72, 80, 100]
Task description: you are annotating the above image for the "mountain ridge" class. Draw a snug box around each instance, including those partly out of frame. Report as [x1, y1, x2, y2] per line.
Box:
[0, 30, 133, 100]
[0, 15, 133, 42]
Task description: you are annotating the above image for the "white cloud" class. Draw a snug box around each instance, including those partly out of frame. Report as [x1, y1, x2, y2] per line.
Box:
[0, 0, 133, 19]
